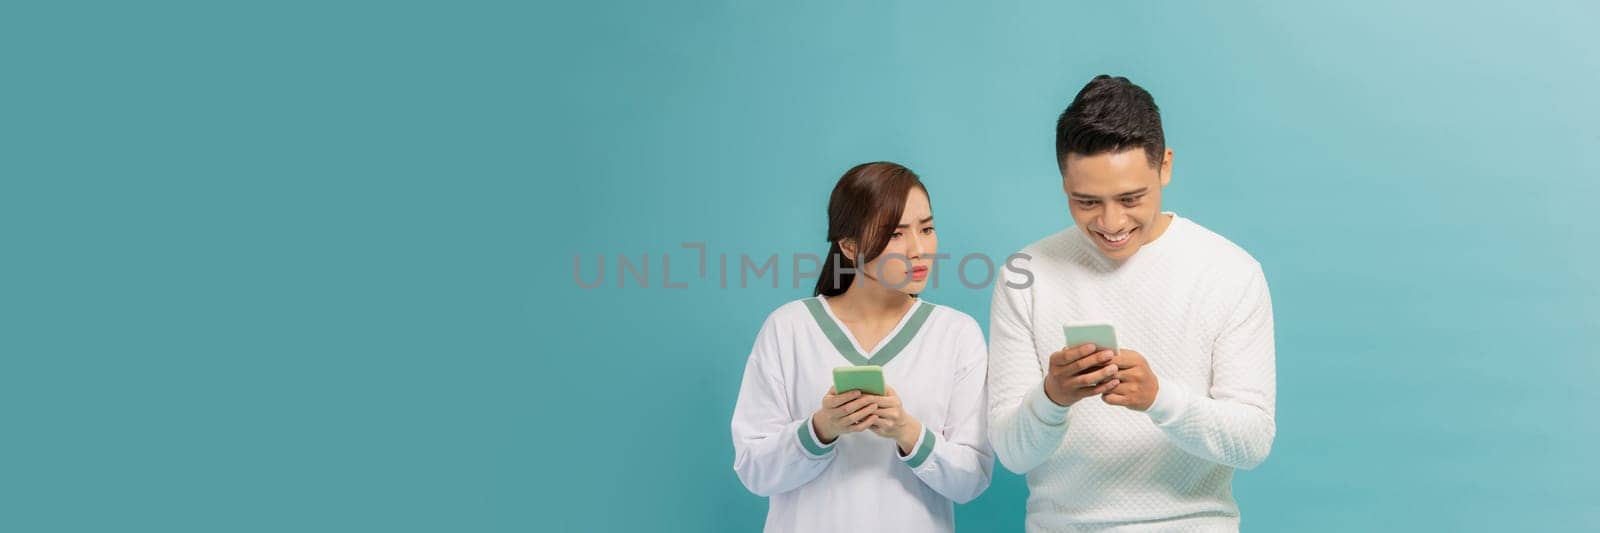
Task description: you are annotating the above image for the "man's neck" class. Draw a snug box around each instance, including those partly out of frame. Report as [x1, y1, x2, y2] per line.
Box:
[1144, 212, 1176, 245]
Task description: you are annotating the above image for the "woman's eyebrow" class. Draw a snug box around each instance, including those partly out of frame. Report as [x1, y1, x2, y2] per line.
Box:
[896, 216, 934, 229]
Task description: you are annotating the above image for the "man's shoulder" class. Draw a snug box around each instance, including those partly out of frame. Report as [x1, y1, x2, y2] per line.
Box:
[1176, 217, 1264, 277]
[995, 227, 1095, 292]
[1015, 227, 1092, 263]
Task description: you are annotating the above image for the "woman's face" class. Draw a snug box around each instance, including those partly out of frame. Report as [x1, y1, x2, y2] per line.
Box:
[856, 187, 936, 295]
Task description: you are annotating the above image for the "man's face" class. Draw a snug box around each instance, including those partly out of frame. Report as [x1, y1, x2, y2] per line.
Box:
[1061, 147, 1173, 261]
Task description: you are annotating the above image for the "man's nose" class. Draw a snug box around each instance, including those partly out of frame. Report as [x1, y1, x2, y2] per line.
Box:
[1100, 203, 1125, 229]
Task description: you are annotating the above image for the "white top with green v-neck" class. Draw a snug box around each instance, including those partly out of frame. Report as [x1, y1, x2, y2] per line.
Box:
[731, 296, 993, 533]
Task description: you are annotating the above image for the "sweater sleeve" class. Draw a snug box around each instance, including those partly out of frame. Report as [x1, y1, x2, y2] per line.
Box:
[986, 273, 1074, 474]
[899, 317, 994, 503]
[731, 316, 837, 496]
[1144, 264, 1278, 470]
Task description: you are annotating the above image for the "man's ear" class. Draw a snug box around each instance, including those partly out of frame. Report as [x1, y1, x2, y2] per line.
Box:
[1158, 148, 1174, 188]
[1058, 156, 1073, 196]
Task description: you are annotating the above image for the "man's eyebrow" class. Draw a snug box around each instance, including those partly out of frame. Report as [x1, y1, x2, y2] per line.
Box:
[896, 216, 934, 228]
[1069, 188, 1149, 200]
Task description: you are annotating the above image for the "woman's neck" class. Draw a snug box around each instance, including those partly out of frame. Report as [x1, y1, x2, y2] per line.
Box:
[827, 277, 915, 324]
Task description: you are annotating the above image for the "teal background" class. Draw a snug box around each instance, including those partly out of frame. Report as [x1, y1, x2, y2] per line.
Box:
[4, 1, 1597, 531]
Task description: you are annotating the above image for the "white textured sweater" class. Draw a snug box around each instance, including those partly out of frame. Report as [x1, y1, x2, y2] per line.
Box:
[987, 214, 1276, 532]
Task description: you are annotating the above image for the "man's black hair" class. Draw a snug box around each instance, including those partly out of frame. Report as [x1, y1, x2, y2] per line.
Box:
[1055, 75, 1165, 169]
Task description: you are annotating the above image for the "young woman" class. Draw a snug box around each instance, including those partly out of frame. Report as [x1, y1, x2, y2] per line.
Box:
[731, 162, 993, 532]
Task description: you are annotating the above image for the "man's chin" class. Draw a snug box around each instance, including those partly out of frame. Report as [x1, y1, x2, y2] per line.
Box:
[1092, 239, 1141, 261]
[1084, 228, 1141, 260]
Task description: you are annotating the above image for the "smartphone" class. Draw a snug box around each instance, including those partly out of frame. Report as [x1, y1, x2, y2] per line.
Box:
[1063, 323, 1118, 353]
[832, 365, 885, 396]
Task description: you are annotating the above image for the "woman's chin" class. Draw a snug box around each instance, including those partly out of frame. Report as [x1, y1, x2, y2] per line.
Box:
[898, 278, 930, 295]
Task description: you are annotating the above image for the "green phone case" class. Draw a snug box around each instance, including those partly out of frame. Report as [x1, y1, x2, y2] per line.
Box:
[832, 365, 885, 395]
[1063, 323, 1118, 351]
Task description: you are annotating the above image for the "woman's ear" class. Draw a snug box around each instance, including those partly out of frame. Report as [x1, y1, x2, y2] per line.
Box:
[838, 238, 858, 263]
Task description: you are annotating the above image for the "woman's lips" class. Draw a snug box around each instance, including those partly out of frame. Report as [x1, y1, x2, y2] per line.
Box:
[910, 266, 929, 281]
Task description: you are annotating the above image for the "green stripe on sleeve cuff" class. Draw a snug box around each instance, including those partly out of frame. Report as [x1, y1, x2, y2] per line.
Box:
[904, 427, 936, 468]
[797, 419, 833, 457]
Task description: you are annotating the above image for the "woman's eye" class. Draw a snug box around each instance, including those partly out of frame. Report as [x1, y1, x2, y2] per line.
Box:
[890, 231, 903, 240]
[922, 227, 935, 235]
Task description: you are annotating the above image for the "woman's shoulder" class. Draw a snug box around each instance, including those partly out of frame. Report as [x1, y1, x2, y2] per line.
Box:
[755, 297, 823, 332]
[917, 300, 988, 367]
[757, 296, 984, 339]
[918, 299, 984, 338]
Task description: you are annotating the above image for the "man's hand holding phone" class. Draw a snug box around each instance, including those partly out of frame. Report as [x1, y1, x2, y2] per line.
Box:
[1044, 343, 1121, 407]
[1103, 348, 1159, 411]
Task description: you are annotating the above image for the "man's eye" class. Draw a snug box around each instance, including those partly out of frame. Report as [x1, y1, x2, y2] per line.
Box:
[1121, 197, 1141, 207]
[1075, 200, 1099, 208]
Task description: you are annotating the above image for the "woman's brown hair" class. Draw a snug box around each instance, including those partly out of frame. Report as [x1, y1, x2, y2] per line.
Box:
[813, 162, 928, 297]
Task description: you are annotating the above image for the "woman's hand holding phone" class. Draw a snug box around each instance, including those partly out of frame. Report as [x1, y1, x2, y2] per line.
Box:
[812, 387, 879, 444]
[866, 386, 924, 456]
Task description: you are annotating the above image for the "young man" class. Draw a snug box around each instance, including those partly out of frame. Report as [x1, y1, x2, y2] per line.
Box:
[987, 75, 1277, 531]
